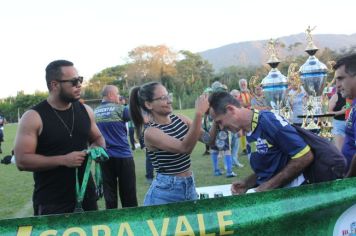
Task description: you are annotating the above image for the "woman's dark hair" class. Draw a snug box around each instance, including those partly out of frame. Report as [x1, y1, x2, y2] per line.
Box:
[129, 81, 161, 137]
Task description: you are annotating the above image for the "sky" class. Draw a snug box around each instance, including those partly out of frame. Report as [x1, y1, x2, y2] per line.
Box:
[1, 0, 355, 99]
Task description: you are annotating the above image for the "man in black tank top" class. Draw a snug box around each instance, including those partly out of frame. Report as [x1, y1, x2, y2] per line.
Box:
[14, 60, 106, 216]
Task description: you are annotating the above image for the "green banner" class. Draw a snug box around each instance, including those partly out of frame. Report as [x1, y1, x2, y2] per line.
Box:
[1, 178, 356, 236]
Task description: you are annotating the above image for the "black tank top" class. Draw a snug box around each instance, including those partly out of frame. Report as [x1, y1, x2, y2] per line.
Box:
[333, 93, 346, 120]
[32, 100, 94, 205]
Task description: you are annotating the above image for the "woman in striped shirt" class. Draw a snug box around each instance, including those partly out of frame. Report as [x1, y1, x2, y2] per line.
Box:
[129, 82, 209, 206]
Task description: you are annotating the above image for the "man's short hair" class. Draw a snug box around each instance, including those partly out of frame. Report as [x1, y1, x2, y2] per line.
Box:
[333, 53, 356, 77]
[230, 89, 240, 96]
[209, 91, 241, 115]
[45, 60, 74, 90]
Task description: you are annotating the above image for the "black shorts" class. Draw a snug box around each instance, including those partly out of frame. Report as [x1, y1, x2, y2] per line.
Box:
[0, 129, 3, 142]
[33, 197, 98, 216]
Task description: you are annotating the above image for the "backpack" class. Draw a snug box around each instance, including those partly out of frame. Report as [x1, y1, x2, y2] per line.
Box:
[292, 124, 347, 183]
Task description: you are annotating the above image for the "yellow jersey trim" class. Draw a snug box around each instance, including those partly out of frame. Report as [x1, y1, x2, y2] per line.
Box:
[291, 145, 311, 159]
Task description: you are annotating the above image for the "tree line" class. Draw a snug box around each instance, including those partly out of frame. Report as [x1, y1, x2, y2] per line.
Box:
[1, 45, 355, 123]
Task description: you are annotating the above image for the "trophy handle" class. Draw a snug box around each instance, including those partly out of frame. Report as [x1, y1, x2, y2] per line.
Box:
[327, 60, 336, 73]
[287, 63, 302, 92]
[325, 60, 336, 88]
[249, 75, 260, 96]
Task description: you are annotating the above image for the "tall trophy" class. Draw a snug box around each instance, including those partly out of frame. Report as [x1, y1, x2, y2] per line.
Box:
[261, 39, 288, 114]
[298, 26, 334, 136]
[299, 26, 328, 115]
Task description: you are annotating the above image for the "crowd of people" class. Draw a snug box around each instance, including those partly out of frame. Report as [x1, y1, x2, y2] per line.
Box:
[0, 53, 355, 216]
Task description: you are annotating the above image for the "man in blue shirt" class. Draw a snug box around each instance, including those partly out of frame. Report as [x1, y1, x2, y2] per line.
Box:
[334, 53, 356, 177]
[208, 91, 313, 194]
[94, 85, 138, 208]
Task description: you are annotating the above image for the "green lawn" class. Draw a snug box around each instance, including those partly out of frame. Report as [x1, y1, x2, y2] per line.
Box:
[0, 109, 252, 219]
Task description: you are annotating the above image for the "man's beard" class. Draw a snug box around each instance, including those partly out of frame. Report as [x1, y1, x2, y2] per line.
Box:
[59, 89, 79, 103]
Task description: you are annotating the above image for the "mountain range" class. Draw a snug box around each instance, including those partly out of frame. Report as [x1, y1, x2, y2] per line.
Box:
[199, 33, 356, 71]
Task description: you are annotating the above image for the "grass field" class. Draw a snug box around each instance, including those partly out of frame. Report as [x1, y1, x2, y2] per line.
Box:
[0, 109, 252, 220]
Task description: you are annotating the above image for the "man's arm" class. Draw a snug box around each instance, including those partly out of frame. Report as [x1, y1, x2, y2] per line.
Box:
[231, 173, 257, 195]
[256, 150, 313, 192]
[14, 110, 86, 171]
[84, 104, 106, 148]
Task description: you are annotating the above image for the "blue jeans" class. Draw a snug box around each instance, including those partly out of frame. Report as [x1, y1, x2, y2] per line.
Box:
[332, 119, 346, 137]
[143, 173, 198, 206]
[231, 133, 240, 165]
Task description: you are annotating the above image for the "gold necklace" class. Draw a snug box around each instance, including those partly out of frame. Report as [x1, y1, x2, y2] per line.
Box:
[51, 104, 75, 138]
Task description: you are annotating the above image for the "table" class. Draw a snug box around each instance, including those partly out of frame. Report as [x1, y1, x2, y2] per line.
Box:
[196, 184, 232, 198]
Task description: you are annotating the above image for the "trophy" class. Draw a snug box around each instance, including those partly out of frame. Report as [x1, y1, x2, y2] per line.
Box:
[261, 39, 288, 114]
[298, 26, 335, 136]
[299, 26, 328, 115]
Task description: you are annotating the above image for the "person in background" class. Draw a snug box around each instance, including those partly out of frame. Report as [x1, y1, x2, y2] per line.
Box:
[251, 85, 271, 110]
[333, 53, 356, 177]
[121, 96, 138, 151]
[238, 79, 252, 108]
[209, 91, 313, 194]
[230, 89, 243, 167]
[94, 85, 138, 208]
[202, 87, 213, 156]
[209, 124, 237, 178]
[328, 79, 346, 152]
[238, 79, 251, 155]
[129, 82, 209, 205]
[14, 60, 105, 215]
[286, 81, 308, 126]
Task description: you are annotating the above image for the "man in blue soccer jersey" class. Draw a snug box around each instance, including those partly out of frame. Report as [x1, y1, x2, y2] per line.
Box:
[334, 53, 356, 177]
[94, 85, 138, 208]
[208, 91, 314, 194]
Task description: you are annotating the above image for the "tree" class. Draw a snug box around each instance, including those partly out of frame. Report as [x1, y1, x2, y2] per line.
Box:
[83, 65, 128, 99]
[125, 45, 177, 85]
[175, 50, 214, 108]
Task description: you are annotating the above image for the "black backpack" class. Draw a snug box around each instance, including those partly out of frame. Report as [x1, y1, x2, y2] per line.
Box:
[292, 124, 347, 183]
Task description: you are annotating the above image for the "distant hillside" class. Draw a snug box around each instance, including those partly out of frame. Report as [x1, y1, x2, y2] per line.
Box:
[199, 33, 356, 71]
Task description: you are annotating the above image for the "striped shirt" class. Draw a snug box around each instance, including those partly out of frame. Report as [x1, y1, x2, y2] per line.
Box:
[147, 114, 191, 175]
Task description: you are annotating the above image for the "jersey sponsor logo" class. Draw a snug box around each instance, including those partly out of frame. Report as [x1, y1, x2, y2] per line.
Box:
[256, 138, 269, 154]
[273, 113, 288, 127]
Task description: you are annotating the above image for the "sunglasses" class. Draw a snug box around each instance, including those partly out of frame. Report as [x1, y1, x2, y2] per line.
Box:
[152, 93, 173, 102]
[56, 76, 84, 87]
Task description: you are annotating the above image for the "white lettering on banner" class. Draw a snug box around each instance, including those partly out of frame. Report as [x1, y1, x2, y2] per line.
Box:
[333, 204, 356, 236]
[16, 210, 234, 236]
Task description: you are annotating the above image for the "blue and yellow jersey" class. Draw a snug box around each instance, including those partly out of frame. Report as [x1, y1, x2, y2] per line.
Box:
[94, 101, 132, 158]
[342, 99, 356, 168]
[247, 110, 310, 185]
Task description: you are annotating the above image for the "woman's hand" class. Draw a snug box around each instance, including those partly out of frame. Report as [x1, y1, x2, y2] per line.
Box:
[195, 94, 210, 116]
